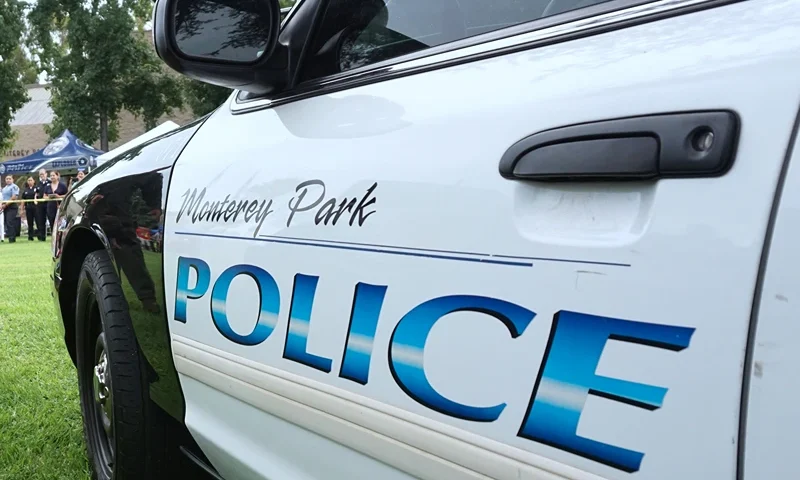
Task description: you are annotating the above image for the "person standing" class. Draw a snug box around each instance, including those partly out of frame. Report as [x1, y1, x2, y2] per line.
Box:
[34, 168, 49, 240]
[21, 177, 37, 241]
[1, 175, 20, 243]
[43, 171, 67, 233]
[69, 168, 86, 190]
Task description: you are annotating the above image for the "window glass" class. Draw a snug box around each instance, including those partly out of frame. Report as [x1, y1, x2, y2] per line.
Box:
[173, 0, 273, 63]
[300, 0, 613, 81]
[279, 0, 298, 21]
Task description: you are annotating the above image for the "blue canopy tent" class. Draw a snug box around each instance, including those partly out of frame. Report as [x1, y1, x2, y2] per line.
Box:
[0, 129, 104, 177]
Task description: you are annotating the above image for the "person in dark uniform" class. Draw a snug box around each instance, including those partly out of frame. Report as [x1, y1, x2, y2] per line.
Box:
[34, 168, 49, 240]
[43, 171, 67, 232]
[21, 177, 37, 240]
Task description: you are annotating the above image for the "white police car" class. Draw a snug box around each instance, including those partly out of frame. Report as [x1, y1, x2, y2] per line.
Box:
[51, 0, 800, 479]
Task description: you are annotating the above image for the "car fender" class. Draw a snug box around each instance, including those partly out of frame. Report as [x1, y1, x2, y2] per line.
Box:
[53, 114, 208, 421]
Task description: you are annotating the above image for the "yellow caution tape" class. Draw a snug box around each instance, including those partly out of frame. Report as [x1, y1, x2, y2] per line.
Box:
[0, 197, 63, 205]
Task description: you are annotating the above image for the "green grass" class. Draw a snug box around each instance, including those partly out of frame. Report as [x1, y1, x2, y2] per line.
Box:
[0, 240, 92, 480]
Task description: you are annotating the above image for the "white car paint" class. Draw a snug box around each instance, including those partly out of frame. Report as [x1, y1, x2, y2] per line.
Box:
[95, 121, 181, 168]
[160, 0, 800, 479]
[742, 119, 800, 479]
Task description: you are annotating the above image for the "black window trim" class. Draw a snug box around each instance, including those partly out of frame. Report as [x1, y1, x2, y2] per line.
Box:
[280, 3, 301, 26]
[230, 0, 745, 115]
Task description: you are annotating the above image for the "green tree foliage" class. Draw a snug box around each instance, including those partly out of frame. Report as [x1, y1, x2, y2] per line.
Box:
[127, 39, 185, 130]
[28, 0, 183, 150]
[181, 79, 232, 117]
[12, 46, 39, 85]
[0, 0, 29, 152]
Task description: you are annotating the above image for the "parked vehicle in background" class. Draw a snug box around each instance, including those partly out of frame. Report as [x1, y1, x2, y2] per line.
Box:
[50, 0, 800, 479]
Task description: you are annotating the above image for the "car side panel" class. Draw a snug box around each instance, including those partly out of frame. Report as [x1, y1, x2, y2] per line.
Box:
[742, 107, 800, 479]
[164, 2, 800, 479]
[53, 117, 206, 420]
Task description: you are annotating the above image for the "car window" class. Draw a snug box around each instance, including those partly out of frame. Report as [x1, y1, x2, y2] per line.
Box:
[280, 0, 299, 21]
[300, 0, 613, 81]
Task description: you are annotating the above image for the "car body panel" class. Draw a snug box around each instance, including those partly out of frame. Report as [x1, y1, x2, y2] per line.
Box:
[742, 110, 800, 479]
[161, 1, 800, 479]
[52, 116, 207, 420]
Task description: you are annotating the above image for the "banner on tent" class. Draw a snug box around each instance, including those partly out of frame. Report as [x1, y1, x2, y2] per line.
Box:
[0, 157, 92, 175]
[3, 149, 37, 158]
[0, 129, 102, 176]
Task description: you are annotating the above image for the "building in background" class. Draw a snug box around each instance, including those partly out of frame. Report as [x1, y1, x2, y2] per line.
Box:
[2, 83, 197, 163]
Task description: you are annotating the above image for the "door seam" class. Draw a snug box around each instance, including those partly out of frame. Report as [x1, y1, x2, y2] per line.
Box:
[738, 100, 800, 480]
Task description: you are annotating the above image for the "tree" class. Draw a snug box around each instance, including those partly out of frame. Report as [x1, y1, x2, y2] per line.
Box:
[0, 0, 29, 152]
[127, 39, 185, 130]
[28, 0, 183, 150]
[12, 46, 39, 85]
[182, 79, 232, 117]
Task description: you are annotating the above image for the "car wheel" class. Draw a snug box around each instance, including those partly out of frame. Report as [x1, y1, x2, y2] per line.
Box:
[75, 250, 175, 480]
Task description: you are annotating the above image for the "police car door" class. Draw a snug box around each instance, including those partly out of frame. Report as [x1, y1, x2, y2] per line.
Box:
[163, 1, 800, 479]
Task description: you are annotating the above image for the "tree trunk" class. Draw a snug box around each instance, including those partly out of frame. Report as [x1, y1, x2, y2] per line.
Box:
[99, 111, 109, 151]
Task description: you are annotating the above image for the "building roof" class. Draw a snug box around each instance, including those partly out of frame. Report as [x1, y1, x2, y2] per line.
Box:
[11, 85, 54, 126]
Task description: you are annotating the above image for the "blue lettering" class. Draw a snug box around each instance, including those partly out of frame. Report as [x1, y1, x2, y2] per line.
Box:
[388, 295, 535, 422]
[174, 256, 211, 323]
[210, 264, 280, 346]
[283, 274, 334, 372]
[339, 282, 388, 385]
[518, 311, 695, 473]
[172, 258, 695, 473]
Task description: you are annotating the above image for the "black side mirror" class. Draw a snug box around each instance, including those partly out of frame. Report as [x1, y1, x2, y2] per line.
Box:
[153, 0, 286, 95]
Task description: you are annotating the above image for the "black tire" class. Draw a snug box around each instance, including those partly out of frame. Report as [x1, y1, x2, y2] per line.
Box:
[75, 250, 178, 480]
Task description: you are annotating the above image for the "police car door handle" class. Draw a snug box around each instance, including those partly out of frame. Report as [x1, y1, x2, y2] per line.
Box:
[498, 111, 739, 181]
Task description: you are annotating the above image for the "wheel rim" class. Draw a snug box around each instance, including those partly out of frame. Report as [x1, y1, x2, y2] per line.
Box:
[91, 333, 114, 474]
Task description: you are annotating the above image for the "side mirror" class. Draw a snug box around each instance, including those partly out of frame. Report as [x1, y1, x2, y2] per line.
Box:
[153, 0, 286, 95]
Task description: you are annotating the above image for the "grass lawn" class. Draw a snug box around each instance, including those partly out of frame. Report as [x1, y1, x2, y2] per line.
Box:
[0, 240, 91, 480]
